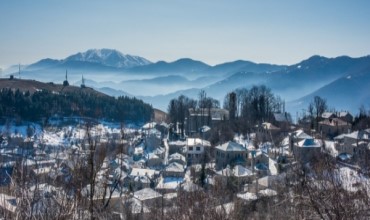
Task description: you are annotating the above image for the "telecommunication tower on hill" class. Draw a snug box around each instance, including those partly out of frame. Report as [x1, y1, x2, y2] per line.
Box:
[63, 70, 69, 86]
[81, 75, 86, 88]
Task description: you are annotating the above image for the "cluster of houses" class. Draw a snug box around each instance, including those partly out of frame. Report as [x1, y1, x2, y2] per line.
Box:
[0, 108, 369, 218]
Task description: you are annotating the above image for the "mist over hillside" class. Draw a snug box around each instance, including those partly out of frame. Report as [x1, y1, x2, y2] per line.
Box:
[4, 49, 370, 115]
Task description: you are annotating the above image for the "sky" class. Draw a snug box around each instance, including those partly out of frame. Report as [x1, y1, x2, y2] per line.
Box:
[1, 0, 370, 68]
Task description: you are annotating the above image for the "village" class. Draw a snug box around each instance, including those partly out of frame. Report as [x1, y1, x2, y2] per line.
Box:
[1, 104, 369, 219]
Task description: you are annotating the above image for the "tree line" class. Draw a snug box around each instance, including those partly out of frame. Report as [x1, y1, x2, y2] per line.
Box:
[0, 88, 153, 123]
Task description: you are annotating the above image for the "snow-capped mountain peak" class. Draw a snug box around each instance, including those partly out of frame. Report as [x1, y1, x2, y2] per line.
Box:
[64, 48, 152, 68]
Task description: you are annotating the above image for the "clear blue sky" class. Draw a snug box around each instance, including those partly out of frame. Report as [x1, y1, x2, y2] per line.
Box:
[1, 0, 370, 68]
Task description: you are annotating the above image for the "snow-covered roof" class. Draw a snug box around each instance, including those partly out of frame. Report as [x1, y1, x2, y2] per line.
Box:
[334, 130, 370, 140]
[298, 138, 321, 148]
[216, 141, 246, 152]
[338, 153, 352, 161]
[160, 122, 169, 128]
[322, 112, 336, 119]
[261, 122, 280, 130]
[130, 168, 158, 178]
[134, 146, 144, 155]
[216, 165, 253, 177]
[338, 111, 352, 118]
[165, 162, 185, 173]
[142, 122, 157, 129]
[186, 138, 211, 147]
[133, 188, 162, 201]
[259, 188, 277, 197]
[181, 181, 201, 192]
[200, 125, 211, 133]
[147, 153, 160, 160]
[168, 153, 186, 163]
[156, 177, 184, 190]
[237, 192, 257, 201]
[168, 140, 186, 146]
[293, 129, 313, 139]
[273, 113, 290, 122]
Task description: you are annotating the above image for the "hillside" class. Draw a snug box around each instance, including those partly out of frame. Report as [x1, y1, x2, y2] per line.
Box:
[0, 78, 107, 97]
[0, 78, 153, 123]
[289, 66, 370, 115]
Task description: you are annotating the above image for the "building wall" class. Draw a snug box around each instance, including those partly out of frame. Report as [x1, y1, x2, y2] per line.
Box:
[215, 149, 247, 170]
[293, 146, 321, 163]
[319, 123, 351, 137]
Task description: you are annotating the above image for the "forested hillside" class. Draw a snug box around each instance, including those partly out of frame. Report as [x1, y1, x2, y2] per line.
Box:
[0, 81, 153, 122]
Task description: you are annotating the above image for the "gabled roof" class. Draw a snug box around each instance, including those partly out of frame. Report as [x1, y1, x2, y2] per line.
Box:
[216, 165, 253, 177]
[335, 130, 370, 140]
[298, 138, 321, 148]
[273, 113, 290, 122]
[186, 138, 211, 147]
[215, 141, 246, 152]
[133, 188, 162, 201]
[156, 177, 184, 190]
[165, 162, 185, 173]
[168, 153, 186, 162]
[147, 153, 160, 160]
[292, 129, 313, 139]
[237, 192, 257, 201]
[318, 118, 349, 126]
[338, 111, 352, 118]
[130, 168, 158, 178]
[322, 112, 336, 119]
[261, 122, 280, 130]
[142, 122, 157, 129]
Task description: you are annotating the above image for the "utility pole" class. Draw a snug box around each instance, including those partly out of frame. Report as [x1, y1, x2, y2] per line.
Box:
[19, 64, 21, 79]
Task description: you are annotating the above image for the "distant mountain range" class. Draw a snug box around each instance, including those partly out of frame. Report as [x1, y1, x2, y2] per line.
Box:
[26, 49, 152, 71]
[4, 49, 370, 116]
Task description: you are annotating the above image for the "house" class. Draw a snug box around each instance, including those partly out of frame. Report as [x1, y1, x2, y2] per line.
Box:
[293, 138, 322, 163]
[321, 112, 336, 120]
[186, 108, 229, 135]
[163, 162, 185, 178]
[338, 111, 353, 123]
[185, 138, 211, 165]
[334, 130, 370, 158]
[318, 118, 351, 137]
[146, 153, 163, 168]
[215, 141, 248, 170]
[155, 176, 184, 193]
[133, 188, 162, 207]
[168, 153, 186, 166]
[273, 112, 292, 132]
[168, 140, 186, 155]
[128, 168, 159, 190]
[215, 165, 254, 187]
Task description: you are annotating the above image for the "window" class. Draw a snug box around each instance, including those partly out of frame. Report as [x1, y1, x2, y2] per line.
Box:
[188, 154, 191, 158]
[196, 146, 201, 151]
[189, 147, 193, 151]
